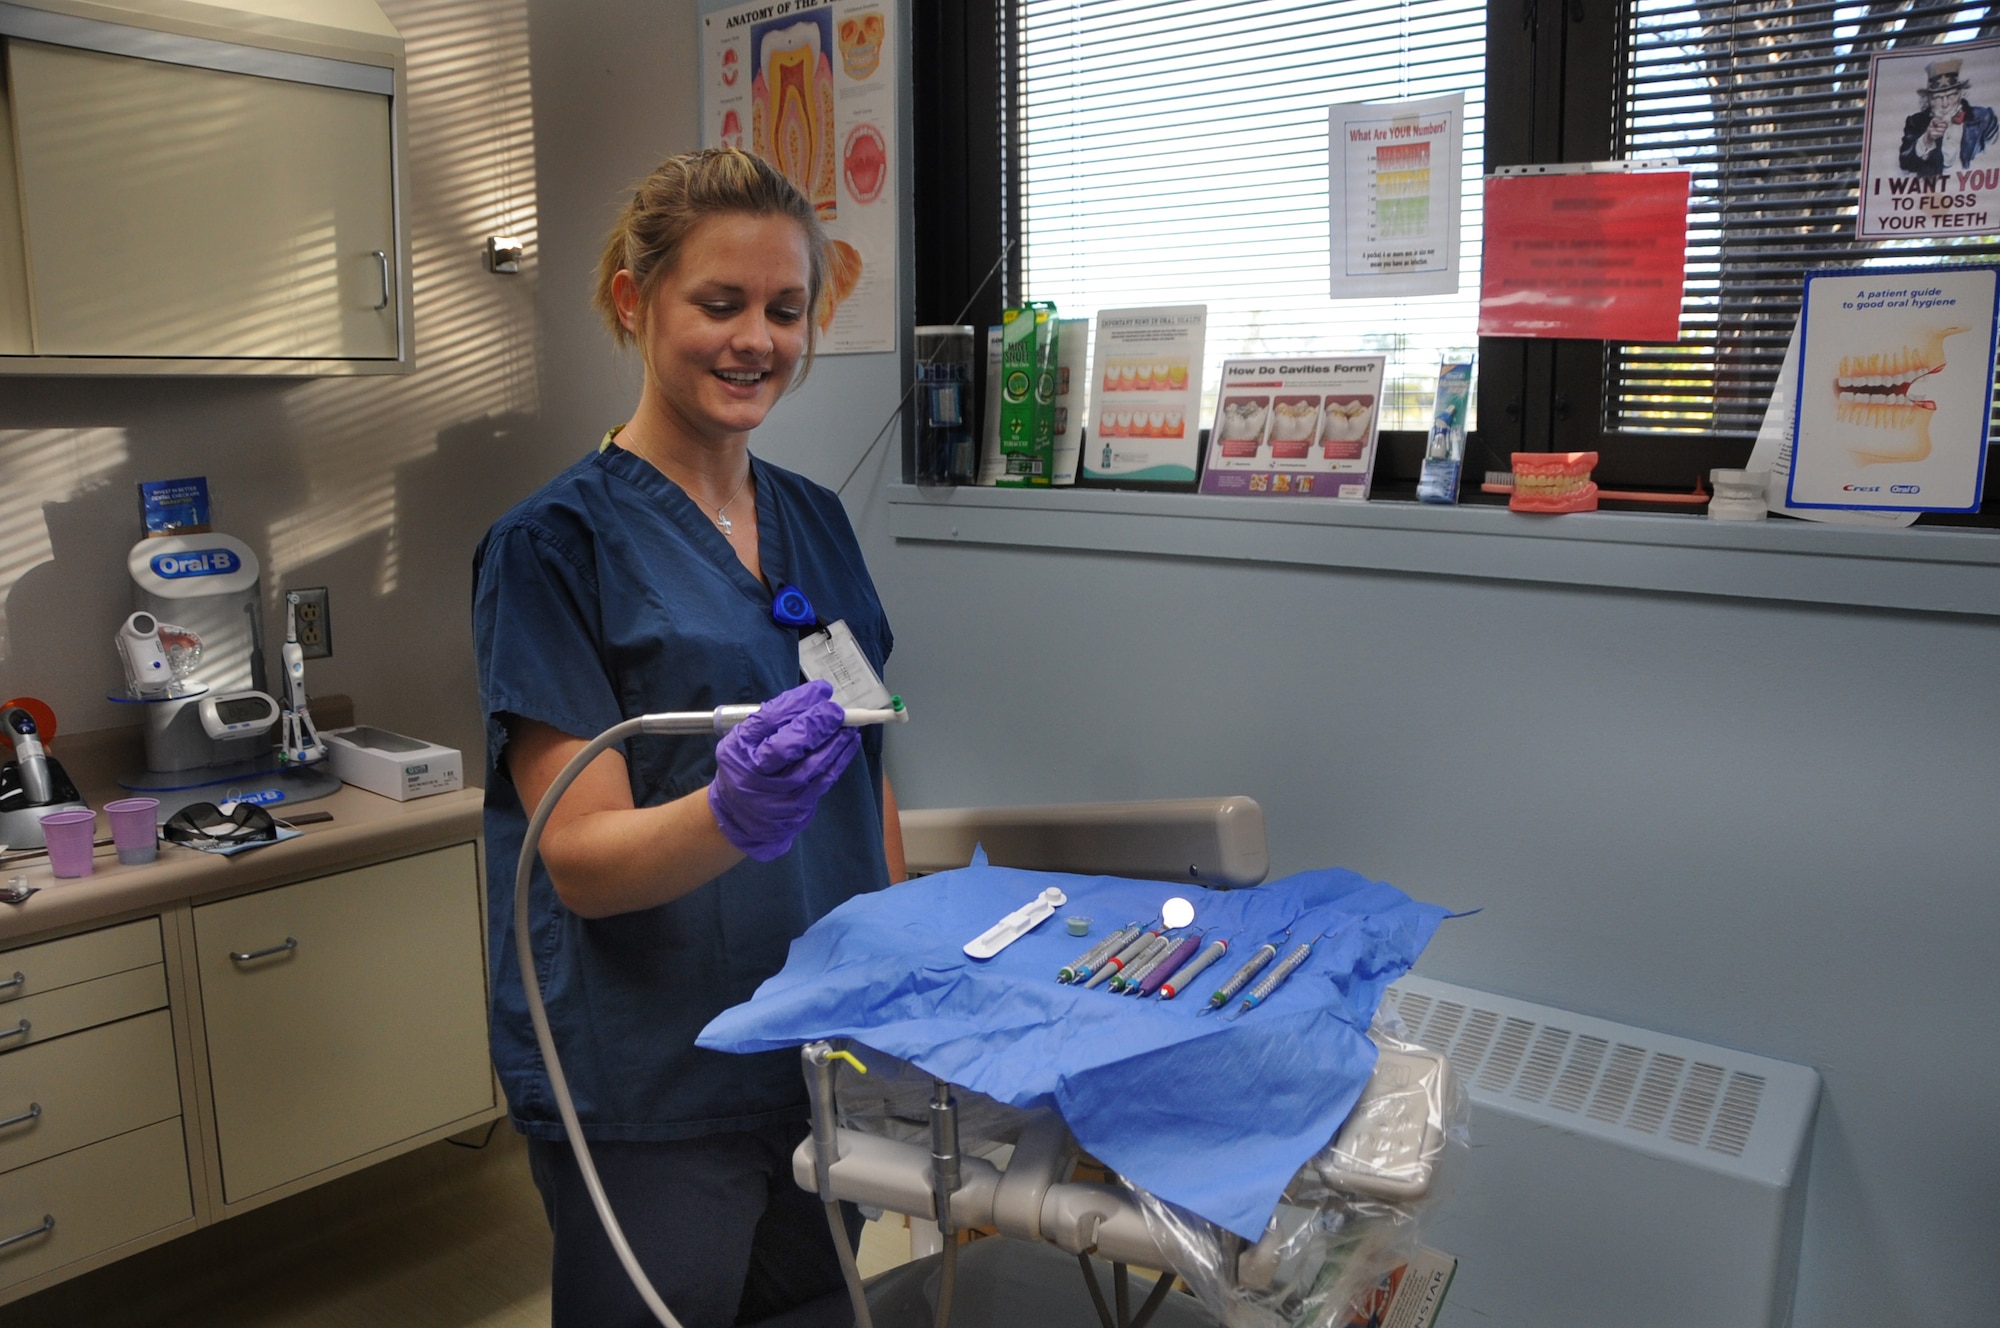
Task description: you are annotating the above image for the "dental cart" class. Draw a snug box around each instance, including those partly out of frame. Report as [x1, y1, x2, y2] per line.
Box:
[794, 799, 1460, 1328]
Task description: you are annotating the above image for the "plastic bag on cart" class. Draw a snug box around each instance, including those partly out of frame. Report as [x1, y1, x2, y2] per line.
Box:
[830, 1043, 1033, 1159]
[1130, 1021, 1469, 1328]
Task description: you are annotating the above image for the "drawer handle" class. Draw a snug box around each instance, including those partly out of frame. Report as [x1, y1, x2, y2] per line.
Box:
[0, 1103, 39, 1131]
[0, 1020, 27, 1044]
[0, 1214, 53, 1252]
[0, 972, 21, 999]
[229, 937, 298, 964]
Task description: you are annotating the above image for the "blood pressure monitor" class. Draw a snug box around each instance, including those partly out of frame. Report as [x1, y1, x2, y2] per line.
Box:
[197, 690, 281, 741]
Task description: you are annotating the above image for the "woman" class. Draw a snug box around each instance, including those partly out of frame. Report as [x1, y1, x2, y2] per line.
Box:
[472, 148, 902, 1328]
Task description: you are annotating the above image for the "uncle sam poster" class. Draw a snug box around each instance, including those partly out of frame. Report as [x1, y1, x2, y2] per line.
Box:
[1858, 37, 2000, 239]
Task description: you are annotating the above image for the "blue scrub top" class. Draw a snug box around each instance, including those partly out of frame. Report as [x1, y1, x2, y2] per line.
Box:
[472, 442, 893, 1141]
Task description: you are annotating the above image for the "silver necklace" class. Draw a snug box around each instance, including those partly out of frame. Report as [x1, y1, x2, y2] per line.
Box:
[710, 468, 751, 536]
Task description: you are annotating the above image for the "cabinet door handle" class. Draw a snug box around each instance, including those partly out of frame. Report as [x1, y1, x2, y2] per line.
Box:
[0, 1103, 39, 1131]
[372, 250, 392, 310]
[0, 971, 21, 1000]
[229, 937, 297, 964]
[0, 1020, 27, 1043]
[0, 1215, 53, 1252]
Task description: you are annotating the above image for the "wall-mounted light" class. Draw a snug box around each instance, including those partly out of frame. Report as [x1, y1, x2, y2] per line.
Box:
[485, 236, 524, 274]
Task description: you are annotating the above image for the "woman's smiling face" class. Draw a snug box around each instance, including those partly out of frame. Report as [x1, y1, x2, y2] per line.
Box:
[621, 212, 814, 444]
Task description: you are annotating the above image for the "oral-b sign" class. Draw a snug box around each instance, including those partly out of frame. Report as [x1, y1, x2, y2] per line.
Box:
[150, 548, 240, 579]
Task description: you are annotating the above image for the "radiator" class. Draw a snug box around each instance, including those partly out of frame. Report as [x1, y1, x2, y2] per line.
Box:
[1383, 976, 1820, 1328]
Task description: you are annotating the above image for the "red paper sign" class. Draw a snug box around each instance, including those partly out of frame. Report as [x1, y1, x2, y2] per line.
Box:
[1478, 171, 1691, 342]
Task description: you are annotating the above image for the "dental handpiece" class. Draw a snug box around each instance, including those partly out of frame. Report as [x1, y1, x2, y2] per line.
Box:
[1084, 925, 1160, 989]
[636, 696, 910, 735]
[1229, 940, 1317, 1020]
[1120, 932, 1176, 996]
[1204, 942, 1280, 1012]
[1158, 937, 1228, 1000]
[1135, 933, 1203, 998]
[1, 708, 52, 806]
[1060, 925, 1139, 984]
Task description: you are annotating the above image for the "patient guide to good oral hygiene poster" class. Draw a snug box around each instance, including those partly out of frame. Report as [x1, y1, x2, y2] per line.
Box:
[1856, 37, 2000, 240]
[1199, 357, 1386, 500]
[1744, 324, 1915, 527]
[701, 0, 898, 353]
[1083, 306, 1208, 485]
[1787, 266, 1997, 513]
[1328, 94, 1464, 300]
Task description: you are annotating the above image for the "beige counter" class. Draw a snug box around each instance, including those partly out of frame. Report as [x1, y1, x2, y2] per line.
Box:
[0, 783, 483, 945]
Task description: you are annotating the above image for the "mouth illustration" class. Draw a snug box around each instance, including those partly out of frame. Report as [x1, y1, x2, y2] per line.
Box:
[1830, 327, 1964, 466]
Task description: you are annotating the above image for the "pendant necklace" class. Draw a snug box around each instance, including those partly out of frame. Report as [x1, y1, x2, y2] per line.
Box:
[710, 466, 751, 536]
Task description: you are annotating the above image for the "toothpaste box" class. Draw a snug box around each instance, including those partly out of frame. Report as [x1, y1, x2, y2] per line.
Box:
[998, 303, 1058, 485]
[324, 726, 463, 801]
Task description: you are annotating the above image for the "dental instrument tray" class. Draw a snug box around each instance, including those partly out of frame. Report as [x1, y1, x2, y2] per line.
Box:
[322, 726, 463, 801]
[700, 850, 1452, 1243]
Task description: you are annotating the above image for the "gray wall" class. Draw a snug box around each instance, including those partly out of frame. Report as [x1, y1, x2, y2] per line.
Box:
[860, 536, 2000, 1327]
[0, 2, 1991, 1324]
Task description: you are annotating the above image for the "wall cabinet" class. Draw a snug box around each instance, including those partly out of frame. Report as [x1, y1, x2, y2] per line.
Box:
[0, 0, 409, 374]
[0, 841, 497, 1302]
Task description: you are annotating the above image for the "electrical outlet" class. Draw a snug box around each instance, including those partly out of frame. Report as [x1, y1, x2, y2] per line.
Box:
[292, 587, 332, 659]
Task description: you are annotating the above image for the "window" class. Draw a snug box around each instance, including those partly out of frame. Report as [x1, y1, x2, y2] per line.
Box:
[1015, 0, 1486, 434]
[914, 0, 2000, 512]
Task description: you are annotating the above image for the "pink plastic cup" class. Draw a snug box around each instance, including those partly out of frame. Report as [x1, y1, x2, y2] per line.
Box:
[39, 808, 97, 879]
[104, 798, 160, 866]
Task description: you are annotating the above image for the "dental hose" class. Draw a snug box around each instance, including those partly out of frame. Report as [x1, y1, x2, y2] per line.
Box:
[516, 702, 909, 1328]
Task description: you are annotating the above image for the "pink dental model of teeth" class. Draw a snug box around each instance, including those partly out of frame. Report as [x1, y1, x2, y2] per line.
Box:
[1831, 326, 1965, 465]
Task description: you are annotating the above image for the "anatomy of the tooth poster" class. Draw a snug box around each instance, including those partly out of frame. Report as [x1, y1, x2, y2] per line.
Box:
[1857, 38, 2000, 240]
[1083, 306, 1208, 486]
[1789, 266, 1998, 512]
[701, 0, 897, 353]
[1199, 357, 1387, 500]
[1328, 94, 1464, 299]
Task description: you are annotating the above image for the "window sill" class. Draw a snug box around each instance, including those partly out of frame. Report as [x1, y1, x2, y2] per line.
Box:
[885, 484, 2000, 618]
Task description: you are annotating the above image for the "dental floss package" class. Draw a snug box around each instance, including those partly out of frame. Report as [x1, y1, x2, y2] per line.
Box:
[323, 726, 463, 801]
[998, 302, 1059, 485]
[1416, 362, 1474, 504]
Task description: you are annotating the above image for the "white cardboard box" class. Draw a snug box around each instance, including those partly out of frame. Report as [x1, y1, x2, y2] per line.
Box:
[324, 726, 463, 801]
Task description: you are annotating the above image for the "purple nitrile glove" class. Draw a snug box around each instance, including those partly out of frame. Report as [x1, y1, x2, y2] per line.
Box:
[707, 679, 862, 861]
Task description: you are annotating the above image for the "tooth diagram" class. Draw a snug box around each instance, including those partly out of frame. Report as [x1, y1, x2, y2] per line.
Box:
[753, 22, 838, 221]
[1830, 326, 1965, 466]
[1321, 397, 1375, 459]
[1218, 397, 1269, 456]
[1270, 398, 1320, 458]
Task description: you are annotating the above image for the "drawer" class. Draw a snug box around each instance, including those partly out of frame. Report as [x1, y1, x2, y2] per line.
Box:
[0, 1010, 180, 1176]
[0, 919, 163, 1004]
[0, 966, 167, 1055]
[0, 1117, 191, 1293]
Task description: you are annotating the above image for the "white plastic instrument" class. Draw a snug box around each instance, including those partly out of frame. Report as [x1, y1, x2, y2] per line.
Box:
[964, 886, 1069, 960]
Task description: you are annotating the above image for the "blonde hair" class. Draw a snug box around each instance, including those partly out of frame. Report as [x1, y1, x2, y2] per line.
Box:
[593, 148, 827, 360]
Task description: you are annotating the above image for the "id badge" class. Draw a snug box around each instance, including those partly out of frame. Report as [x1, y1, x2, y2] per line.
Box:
[799, 619, 892, 711]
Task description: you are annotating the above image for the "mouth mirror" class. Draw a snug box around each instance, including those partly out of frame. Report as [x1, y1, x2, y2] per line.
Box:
[1162, 897, 1196, 930]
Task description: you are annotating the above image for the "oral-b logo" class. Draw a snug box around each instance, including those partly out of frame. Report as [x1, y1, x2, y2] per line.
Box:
[1890, 484, 1921, 493]
[1842, 484, 1881, 492]
[406, 763, 430, 776]
[236, 788, 284, 805]
[150, 548, 238, 579]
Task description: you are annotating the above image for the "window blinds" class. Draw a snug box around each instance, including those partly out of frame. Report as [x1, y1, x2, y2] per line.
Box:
[1614, 2, 2000, 443]
[1016, 0, 1487, 430]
